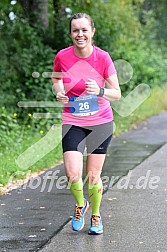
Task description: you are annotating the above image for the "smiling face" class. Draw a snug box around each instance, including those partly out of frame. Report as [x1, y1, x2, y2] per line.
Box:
[70, 17, 95, 51]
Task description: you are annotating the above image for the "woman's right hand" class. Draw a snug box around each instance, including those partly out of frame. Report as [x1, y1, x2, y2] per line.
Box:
[56, 91, 69, 104]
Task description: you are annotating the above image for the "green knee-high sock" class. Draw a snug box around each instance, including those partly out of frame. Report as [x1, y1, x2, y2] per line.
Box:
[68, 178, 85, 207]
[88, 181, 103, 216]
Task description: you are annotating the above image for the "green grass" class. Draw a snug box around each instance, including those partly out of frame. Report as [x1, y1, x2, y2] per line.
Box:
[0, 85, 167, 188]
[0, 125, 63, 186]
[114, 85, 167, 135]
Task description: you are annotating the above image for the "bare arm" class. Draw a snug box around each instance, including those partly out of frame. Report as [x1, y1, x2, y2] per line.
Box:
[103, 74, 121, 101]
[52, 76, 69, 103]
[52, 76, 64, 93]
[85, 74, 121, 101]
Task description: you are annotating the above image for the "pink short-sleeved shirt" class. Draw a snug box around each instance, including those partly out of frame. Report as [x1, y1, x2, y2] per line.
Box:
[53, 46, 116, 126]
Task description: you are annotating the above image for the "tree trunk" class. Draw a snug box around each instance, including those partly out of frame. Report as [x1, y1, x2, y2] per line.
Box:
[18, 0, 48, 30]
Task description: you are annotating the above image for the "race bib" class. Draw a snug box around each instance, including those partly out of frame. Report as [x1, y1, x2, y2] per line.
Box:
[69, 95, 99, 116]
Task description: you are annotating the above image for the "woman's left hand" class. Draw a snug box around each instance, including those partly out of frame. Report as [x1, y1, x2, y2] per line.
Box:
[85, 78, 100, 96]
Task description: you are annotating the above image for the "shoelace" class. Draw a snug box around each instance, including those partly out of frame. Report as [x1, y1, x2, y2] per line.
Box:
[91, 215, 100, 227]
[74, 206, 83, 221]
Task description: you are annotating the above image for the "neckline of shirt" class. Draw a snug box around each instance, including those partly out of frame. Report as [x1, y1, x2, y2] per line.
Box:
[72, 45, 95, 60]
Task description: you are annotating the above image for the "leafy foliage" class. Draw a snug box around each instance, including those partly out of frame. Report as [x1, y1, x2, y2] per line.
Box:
[0, 2, 55, 112]
[140, 0, 167, 41]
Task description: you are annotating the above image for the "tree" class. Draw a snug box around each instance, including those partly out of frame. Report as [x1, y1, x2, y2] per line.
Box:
[18, 0, 49, 30]
[141, 0, 167, 41]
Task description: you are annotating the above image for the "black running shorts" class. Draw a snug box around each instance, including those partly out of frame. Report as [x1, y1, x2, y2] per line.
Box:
[62, 121, 113, 154]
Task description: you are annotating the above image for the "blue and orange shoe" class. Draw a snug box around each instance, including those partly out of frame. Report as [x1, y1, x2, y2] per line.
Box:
[71, 199, 89, 231]
[88, 215, 103, 235]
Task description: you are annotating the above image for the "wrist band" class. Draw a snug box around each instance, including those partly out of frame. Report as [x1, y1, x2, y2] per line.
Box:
[98, 87, 105, 97]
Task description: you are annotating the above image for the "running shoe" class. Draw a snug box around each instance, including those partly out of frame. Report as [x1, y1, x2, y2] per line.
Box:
[71, 199, 89, 231]
[89, 215, 103, 235]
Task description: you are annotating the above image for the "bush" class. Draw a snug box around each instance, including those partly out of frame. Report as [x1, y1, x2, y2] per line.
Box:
[0, 107, 21, 150]
[111, 40, 167, 94]
[0, 16, 55, 112]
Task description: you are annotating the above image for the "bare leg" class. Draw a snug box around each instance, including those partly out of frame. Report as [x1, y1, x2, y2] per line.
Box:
[86, 153, 106, 184]
[64, 151, 83, 183]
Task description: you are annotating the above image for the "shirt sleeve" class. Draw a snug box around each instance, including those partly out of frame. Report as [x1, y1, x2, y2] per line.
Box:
[53, 53, 61, 72]
[104, 52, 117, 79]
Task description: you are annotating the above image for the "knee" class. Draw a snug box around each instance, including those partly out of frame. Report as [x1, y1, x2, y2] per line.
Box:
[65, 164, 82, 184]
[67, 174, 81, 184]
[88, 172, 101, 185]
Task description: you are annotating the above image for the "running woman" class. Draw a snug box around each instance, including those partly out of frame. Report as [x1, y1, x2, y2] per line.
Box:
[52, 13, 121, 235]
